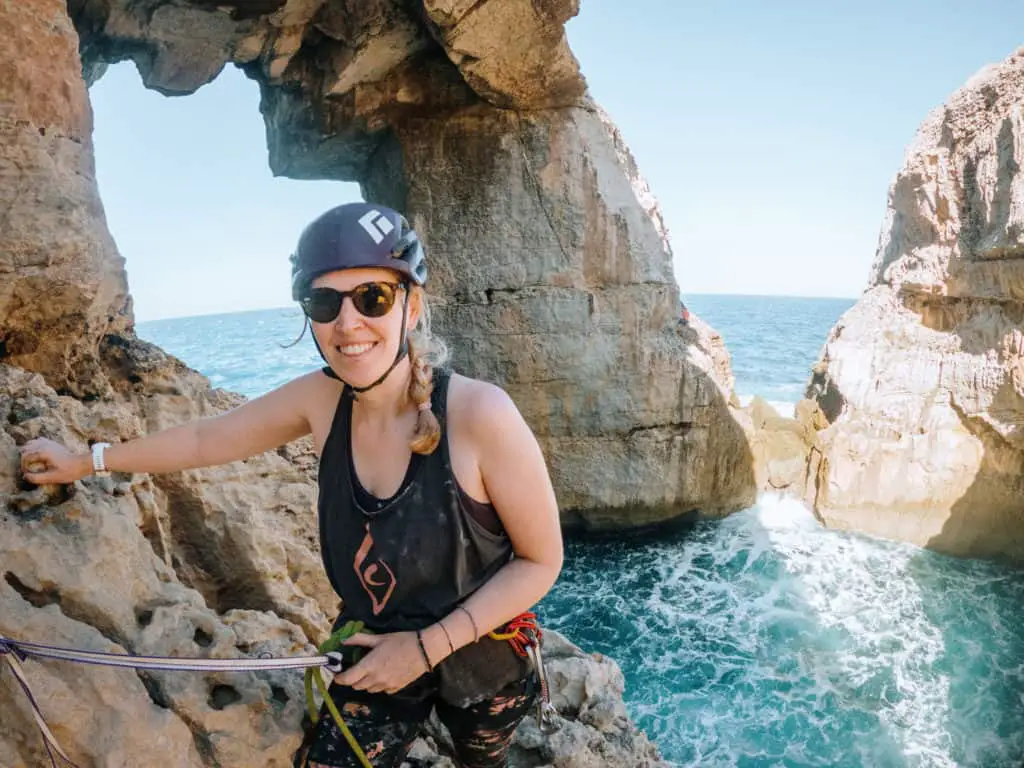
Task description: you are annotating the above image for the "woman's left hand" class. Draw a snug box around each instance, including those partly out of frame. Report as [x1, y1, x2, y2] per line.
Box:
[333, 632, 431, 694]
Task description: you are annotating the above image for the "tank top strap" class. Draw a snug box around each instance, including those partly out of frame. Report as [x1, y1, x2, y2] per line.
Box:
[431, 367, 452, 419]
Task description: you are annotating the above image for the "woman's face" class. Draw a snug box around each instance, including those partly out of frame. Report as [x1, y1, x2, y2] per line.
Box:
[309, 267, 419, 388]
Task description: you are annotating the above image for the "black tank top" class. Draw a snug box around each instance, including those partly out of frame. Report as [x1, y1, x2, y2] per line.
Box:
[317, 370, 514, 633]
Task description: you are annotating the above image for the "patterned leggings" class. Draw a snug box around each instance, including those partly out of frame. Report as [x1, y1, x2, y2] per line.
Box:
[295, 674, 537, 768]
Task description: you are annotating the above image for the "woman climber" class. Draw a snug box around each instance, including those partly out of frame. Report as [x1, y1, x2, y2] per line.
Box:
[19, 202, 565, 768]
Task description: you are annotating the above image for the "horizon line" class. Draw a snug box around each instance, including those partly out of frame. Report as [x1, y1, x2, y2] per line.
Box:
[135, 291, 862, 325]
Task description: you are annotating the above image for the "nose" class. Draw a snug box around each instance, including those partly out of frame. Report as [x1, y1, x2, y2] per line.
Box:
[334, 294, 364, 332]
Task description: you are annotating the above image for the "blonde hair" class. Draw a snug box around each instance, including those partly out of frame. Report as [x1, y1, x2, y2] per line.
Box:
[407, 286, 449, 454]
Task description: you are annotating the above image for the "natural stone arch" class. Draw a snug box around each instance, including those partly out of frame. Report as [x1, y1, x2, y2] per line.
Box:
[0, 2, 765, 765]
[6, 0, 756, 526]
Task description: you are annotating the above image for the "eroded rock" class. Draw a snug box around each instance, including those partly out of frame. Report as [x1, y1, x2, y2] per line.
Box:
[1, 0, 751, 763]
[808, 48, 1024, 564]
[6, 0, 757, 528]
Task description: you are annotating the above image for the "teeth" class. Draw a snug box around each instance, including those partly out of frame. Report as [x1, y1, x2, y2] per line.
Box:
[339, 343, 374, 356]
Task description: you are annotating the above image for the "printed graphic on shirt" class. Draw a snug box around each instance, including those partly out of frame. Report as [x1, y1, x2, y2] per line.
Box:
[353, 523, 396, 615]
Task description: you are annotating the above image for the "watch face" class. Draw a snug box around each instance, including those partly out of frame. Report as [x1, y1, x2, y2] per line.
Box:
[92, 443, 111, 474]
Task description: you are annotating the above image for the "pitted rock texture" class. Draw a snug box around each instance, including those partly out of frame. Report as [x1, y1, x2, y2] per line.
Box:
[1, 361, 665, 767]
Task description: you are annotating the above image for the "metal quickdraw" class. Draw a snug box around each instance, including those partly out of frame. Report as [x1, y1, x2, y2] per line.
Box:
[487, 612, 561, 734]
[0, 633, 351, 768]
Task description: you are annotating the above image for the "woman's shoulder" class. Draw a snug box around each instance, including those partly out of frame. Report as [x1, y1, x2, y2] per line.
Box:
[271, 367, 344, 417]
[444, 371, 528, 438]
[286, 367, 346, 395]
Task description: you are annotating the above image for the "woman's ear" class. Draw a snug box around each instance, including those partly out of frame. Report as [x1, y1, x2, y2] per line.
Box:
[407, 286, 423, 330]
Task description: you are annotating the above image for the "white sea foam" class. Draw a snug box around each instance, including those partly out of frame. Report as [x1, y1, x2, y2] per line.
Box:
[737, 394, 798, 419]
[543, 494, 1024, 767]
[756, 494, 956, 766]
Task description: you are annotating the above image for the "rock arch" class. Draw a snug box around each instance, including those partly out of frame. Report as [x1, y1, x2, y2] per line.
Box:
[4, 0, 755, 526]
[1, 3, 756, 763]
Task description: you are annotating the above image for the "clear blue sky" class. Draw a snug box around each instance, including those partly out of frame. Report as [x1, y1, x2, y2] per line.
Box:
[89, 1, 1024, 321]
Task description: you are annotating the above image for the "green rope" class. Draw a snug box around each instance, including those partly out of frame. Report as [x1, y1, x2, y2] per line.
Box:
[304, 621, 373, 768]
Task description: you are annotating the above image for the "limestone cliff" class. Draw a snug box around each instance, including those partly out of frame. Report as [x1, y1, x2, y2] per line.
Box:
[0, 0, 745, 764]
[0, 0, 761, 527]
[808, 48, 1024, 564]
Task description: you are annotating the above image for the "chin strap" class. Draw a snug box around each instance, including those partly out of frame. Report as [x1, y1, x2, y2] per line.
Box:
[313, 290, 412, 399]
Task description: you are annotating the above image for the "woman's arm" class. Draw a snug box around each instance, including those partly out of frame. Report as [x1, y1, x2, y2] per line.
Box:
[20, 371, 324, 484]
[422, 382, 564, 660]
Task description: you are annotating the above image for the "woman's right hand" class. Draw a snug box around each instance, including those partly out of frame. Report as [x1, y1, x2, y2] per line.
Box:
[19, 438, 92, 485]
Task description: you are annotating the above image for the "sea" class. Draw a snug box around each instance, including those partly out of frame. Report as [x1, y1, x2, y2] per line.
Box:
[137, 294, 1024, 768]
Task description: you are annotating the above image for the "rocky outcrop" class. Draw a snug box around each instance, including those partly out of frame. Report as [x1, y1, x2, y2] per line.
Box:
[737, 397, 826, 500]
[435, 632, 667, 768]
[1, 0, 737, 763]
[1, 359, 326, 767]
[0, 0, 131, 399]
[807, 48, 1024, 564]
[1, 362, 666, 767]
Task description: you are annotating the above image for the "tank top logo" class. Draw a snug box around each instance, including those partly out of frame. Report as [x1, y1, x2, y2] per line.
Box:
[353, 523, 396, 615]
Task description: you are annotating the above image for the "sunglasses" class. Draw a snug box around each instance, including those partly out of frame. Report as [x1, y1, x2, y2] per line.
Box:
[301, 281, 404, 323]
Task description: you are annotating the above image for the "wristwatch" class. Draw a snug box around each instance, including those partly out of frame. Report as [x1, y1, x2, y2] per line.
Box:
[91, 442, 112, 478]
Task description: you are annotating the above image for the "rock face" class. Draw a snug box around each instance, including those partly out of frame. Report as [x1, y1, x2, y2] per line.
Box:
[0, 0, 739, 764]
[738, 397, 826, 501]
[425, 632, 667, 768]
[48, 0, 754, 528]
[807, 48, 1024, 564]
[0, 360, 327, 767]
[0, 0, 131, 399]
[1, 362, 666, 767]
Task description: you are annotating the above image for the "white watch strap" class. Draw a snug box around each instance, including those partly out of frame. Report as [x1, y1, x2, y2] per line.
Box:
[91, 442, 112, 475]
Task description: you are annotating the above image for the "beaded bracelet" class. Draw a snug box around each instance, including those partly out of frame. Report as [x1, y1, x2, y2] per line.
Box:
[415, 630, 433, 671]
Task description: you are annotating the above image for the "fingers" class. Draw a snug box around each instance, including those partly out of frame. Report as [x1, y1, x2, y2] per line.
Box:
[332, 656, 400, 693]
[20, 448, 56, 483]
[333, 667, 399, 695]
[333, 662, 369, 689]
[19, 442, 53, 472]
[20, 454, 47, 472]
[341, 633, 381, 648]
[331, 633, 424, 694]
[23, 471, 60, 486]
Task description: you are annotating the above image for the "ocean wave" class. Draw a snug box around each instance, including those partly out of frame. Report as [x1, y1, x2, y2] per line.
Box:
[542, 495, 1024, 767]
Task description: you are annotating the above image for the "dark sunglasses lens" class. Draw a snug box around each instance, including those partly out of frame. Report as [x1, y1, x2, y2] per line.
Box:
[305, 289, 343, 323]
[351, 283, 397, 318]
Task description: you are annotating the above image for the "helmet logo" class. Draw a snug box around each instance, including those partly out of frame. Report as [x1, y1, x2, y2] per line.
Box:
[357, 209, 395, 244]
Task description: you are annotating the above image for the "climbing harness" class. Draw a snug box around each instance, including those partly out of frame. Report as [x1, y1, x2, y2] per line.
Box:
[488, 612, 560, 735]
[1, 613, 560, 768]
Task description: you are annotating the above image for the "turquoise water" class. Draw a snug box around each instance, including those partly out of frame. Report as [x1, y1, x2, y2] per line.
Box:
[137, 295, 1024, 768]
[683, 294, 857, 415]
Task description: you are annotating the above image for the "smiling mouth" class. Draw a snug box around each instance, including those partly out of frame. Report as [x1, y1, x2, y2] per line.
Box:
[336, 342, 377, 358]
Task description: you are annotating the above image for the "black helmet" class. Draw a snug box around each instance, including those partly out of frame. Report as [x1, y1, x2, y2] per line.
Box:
[290, 202, 427, 301]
